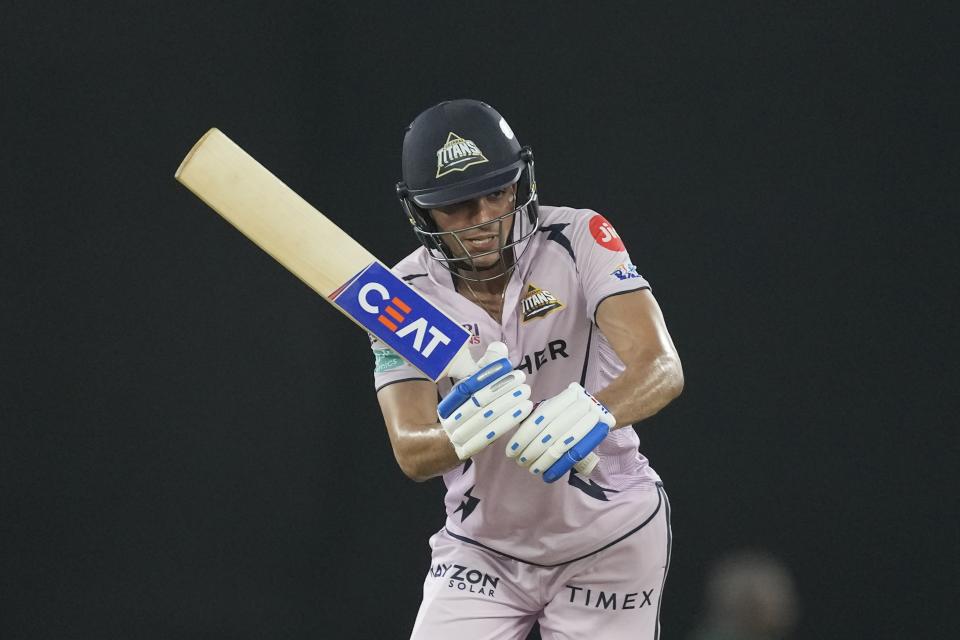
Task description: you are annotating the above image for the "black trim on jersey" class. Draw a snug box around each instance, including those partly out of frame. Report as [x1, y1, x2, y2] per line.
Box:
[592, 285, 652, 325]
[579, 323, 594, 387]
[375, 376, 430, 393]
[443, 481, 664, 568]
[654, 484, 672, 640]
[539, 223, 576, 262]
[402, 273, 429, 282]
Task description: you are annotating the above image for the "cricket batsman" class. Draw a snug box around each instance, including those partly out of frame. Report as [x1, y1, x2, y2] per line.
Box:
[373, 99, 684, 639]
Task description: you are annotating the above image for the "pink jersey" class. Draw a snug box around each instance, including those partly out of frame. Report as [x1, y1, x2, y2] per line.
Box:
[371, 206, 662, 565]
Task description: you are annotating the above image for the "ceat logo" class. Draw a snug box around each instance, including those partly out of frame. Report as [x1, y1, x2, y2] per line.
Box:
[589, 214, 625, 252]
[357, 283, 452, 357]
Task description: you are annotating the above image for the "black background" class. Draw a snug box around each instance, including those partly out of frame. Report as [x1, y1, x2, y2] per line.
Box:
[2, 2, 956, 638]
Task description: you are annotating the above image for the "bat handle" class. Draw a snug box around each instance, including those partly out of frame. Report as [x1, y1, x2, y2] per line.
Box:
[443, 346, 601, 478]
[577, 452, 601, 476]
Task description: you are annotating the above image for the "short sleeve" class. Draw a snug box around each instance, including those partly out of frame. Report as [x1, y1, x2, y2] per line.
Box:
[569, 210, 651, 321]
[369, 334, 431, 392]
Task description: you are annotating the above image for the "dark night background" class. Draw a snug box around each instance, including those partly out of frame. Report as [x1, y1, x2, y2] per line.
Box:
[2, 2, 956, 638]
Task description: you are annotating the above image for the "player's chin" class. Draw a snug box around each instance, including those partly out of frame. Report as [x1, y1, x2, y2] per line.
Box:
[462, 252, 503, 272]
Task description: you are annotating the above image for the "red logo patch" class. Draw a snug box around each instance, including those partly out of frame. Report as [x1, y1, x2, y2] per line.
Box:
[588, 214, 625, 251]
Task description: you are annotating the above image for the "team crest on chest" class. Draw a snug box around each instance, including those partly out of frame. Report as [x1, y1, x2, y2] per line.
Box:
[436, 132, 488, 178]
[520, 284, 564, 322]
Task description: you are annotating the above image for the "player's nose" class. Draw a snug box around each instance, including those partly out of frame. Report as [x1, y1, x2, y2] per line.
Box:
[472, 199, 500, 226]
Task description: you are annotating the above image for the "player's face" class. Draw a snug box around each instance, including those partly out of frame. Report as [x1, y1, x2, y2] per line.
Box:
[429, 184, 517, 271]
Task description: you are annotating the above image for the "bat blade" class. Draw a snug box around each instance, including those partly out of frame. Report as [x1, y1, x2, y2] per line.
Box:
[175, 128, 473, 381]
[175, 127, 375, 299]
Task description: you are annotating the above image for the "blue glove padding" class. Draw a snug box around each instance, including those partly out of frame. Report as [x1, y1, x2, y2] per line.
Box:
[541, 422, 609, 483]
[437, 357, 514, 419]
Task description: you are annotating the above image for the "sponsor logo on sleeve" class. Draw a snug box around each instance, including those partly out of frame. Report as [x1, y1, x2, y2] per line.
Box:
[611, 262, 641, 281]
[373, 348, 406, 373]
[436, 132, 488, 178]
[520, 284, 565, 322]
[588, 214, 626, 252]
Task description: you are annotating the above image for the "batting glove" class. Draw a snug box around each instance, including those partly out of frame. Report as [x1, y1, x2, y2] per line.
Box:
[505, 382, 614, 483]
[437, 342, 533, 461]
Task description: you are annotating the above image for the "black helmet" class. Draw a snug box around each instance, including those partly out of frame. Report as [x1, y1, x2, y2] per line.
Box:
[396, 99, 539, 280]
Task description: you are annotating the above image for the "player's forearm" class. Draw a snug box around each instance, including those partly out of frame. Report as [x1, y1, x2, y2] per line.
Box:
[391, 422, 464, 482]
[593, 353, 684, 428]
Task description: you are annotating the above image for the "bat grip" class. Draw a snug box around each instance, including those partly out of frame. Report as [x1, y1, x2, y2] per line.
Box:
[577, 452, 601, 477]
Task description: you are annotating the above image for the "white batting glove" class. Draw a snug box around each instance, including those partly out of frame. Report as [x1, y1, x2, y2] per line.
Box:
[437, 342, 534, 461]
[505, 382, 614, 482]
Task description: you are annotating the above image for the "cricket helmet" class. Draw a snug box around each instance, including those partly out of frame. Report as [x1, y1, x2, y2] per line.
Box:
[396, 99, 539, 279]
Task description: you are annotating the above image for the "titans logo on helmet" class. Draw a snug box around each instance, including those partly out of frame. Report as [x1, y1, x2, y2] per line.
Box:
[436, 132, 489, 178]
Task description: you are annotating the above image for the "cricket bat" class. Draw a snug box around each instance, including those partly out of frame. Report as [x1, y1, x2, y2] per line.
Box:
[174, 128, 598, 476]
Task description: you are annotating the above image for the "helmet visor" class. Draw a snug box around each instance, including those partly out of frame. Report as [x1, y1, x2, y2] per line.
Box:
[408, 164, 523, 208]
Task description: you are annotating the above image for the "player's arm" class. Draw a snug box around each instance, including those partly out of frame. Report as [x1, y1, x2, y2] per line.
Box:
[377, 380, 461, 482]
[592, 288, 684, 428]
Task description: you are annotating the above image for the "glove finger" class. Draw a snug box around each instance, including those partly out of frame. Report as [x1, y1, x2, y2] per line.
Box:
[531, 408, 602, 476]
[475, 341, 509, 369]
[505, 384, 582, 458]
[441, 369, 521, 428]
[457, 399, 533, 459]
[514, 401, 591, 467]
[450, 384, 532, 446]
[438, 356, 513, 420]
[471, 370, 526, 407]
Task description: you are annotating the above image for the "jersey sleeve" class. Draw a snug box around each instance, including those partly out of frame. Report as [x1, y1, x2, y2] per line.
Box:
[369, 333, 431, 391]
[568, 210, 651, 321]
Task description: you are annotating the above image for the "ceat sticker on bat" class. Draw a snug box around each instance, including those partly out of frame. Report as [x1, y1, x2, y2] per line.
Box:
[332, 261, 470, 380]
[589, 214, 625, 252]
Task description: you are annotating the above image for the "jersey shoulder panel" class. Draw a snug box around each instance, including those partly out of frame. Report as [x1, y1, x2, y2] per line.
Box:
[539, 205, 606, 225]
[533, 205, 612, 264]
[540, 205, 612, 242]
[538, 204, 650, 319]
[389, 247, 436, 286]
[530, 205, 583, 264]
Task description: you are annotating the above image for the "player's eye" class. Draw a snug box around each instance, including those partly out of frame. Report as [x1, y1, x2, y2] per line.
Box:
[437, 203, 469, 216]
[487, 190, 505, 200]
